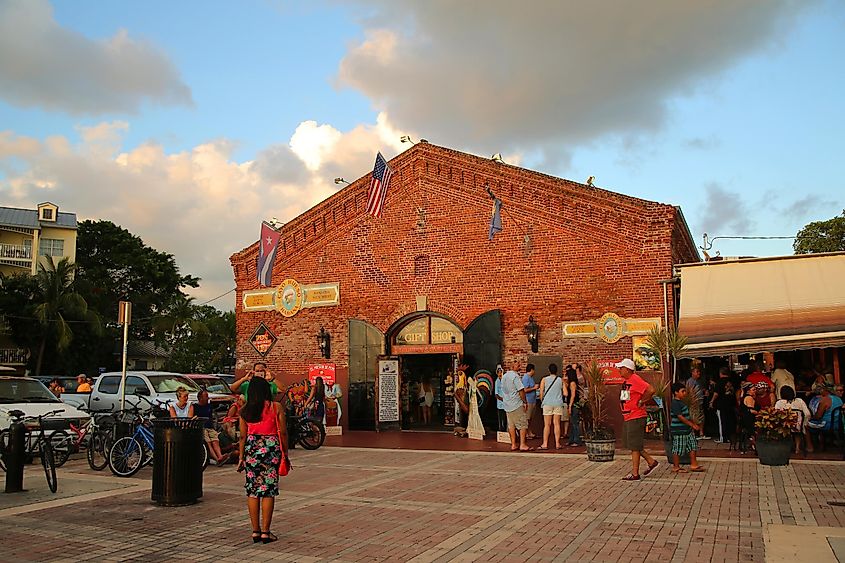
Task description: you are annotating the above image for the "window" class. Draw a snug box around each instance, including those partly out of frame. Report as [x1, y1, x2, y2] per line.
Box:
[38, 238, 64, 257]
[125, 376, 150, 396]
[134, 360, 148, 370]
[41, 208, 53, 220]
[98, 376, 121, 394]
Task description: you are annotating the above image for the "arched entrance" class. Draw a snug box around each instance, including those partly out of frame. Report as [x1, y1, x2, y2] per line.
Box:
[388, 313, 463, 431]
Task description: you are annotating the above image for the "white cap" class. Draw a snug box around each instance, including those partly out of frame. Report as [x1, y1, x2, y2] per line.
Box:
[496, 364, 504, 373]
[615, 358, 636, 371]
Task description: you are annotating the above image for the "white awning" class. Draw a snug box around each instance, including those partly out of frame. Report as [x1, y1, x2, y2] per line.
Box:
[676, 253, 845, 357]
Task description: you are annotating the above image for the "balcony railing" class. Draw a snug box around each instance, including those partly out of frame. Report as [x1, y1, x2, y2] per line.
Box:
[0, 243, 32, 260]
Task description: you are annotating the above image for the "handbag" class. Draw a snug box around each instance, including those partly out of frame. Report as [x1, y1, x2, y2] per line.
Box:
[275, 404, 292, 476]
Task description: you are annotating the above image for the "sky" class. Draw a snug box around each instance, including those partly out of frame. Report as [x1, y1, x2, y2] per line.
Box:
[1, 0, 843, 310]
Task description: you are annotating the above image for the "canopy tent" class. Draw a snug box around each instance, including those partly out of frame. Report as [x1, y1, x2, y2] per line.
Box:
[676, 253, 845, 358]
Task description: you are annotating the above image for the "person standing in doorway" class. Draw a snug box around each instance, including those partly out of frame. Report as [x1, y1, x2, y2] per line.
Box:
[522, 364, 539, 439]
[494, 365, 506, 432]
[419, 377, 434, 425]
[618, 358, 659, 481]
[502, 366, 531, 451]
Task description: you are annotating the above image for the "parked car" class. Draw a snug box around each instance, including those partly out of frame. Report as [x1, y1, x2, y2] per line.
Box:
[60, 371, 235, 414]
[184, 374, 234, 395]
[0, 376, 90, 432]
[34, 375, 83, 394]
[214, 374, 236, 385]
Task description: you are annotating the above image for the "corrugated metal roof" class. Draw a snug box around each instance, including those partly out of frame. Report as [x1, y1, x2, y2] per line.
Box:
[0, 206, 77, 230]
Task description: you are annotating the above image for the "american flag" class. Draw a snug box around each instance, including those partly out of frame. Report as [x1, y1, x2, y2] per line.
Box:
[366, 152, 393, 218]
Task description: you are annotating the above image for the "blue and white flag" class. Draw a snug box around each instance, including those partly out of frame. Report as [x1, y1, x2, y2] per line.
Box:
[256, 221, 281, 286]
[488, 198, 503, 240]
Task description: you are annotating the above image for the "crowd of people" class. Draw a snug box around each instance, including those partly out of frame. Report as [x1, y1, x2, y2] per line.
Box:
[691, 359, 843, 454]
[493, 362, 586, 452]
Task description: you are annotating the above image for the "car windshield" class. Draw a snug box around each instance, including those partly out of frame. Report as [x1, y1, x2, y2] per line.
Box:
[196, 377, 231, 394]
[146, 375, 200, 393]
[0, 379, 61, 403]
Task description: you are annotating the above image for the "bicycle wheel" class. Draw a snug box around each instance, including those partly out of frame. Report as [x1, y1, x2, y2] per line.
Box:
[201, 442, 209, 470]
[49, 430, 72, 468]
[0, 429, 9, 472]
[41, 443, 58, 493]
[108, 437, 144, 477]
[298, 420, 326, 450]
[87, 433, 109, 471]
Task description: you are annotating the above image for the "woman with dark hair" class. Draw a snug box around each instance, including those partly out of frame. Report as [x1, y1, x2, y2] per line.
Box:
[238, 376, 287, 544]
[304, 377, 326, 420]
[565, 367, 583, 447]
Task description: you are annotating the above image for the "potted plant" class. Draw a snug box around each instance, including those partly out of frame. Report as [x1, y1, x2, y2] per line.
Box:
[645, 326, 689, 462]
[755, 407, 796, 466]
[581, 361, 615, 462]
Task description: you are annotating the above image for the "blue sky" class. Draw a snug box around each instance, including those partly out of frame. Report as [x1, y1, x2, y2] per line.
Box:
[1, 0, 843, 307]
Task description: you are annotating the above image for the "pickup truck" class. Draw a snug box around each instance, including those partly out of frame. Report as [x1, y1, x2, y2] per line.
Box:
[61, 371, 235, 414]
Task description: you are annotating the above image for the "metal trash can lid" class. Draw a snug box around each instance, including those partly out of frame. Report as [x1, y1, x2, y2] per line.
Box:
[151, 418, 208, 429]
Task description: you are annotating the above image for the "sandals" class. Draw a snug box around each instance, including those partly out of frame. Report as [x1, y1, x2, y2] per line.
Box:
[261, 531, 278, 544]
[690, 466, 706, 472]
[671, 467, 688, 473]
[538, 445, 549, 450]
[621, 473, 640, 481]
[251, 530, 261, 543]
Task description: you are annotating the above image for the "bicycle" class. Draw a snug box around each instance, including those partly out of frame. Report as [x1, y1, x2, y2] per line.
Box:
[0, 409, 65, 492]
[54, 408, 117, 471]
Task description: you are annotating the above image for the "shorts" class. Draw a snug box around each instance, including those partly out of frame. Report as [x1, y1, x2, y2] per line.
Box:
[542, 405, 565, 417]
[622, 417, 646, 452]
[506, 407, 528, 430]
[203, 428, 220, 442]
[671, 433, 698, 456]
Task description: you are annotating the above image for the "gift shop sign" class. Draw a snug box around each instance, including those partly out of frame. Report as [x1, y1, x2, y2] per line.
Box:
[308, 364, 336, 386]
[249, 323, 277, 356]
[598, 360, 625, 385]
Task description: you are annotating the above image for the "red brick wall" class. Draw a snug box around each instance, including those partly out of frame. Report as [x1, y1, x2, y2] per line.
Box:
[231, 144, 699, 430]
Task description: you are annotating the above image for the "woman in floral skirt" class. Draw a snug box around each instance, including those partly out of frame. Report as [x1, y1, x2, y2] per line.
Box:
[238, 376, 287, 544]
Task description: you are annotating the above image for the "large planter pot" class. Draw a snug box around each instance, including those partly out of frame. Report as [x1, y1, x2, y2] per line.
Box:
[585, 439, 615, 462]
[663, 439, 691, 465]
[757, 437, 791, 466]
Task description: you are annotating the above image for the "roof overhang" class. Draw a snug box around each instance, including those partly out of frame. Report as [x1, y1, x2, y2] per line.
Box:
[676, 252, 845, 357]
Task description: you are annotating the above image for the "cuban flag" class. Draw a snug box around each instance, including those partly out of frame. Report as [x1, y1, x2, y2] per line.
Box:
[365, 152, 393, 218]
[256, 221, 282, 287]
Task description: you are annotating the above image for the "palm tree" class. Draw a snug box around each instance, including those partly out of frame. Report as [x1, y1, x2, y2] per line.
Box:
[33, 256, 101, 376]
[153, 295, 209, 344]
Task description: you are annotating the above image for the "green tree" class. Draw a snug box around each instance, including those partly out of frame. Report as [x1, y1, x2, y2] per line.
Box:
[32, 257, 101, 376]
[166, 307, 235, 373]
[75, 220, 199, 339]
[794, 210, 845, 254]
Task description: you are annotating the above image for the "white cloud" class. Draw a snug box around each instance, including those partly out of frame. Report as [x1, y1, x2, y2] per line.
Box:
[0, 0, 192, 115]
[337, 1, 818, 155]
[0, 114, 409, 308]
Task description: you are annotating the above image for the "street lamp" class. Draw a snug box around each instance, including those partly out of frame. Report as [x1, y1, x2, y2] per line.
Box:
[524, 315, 539, 353]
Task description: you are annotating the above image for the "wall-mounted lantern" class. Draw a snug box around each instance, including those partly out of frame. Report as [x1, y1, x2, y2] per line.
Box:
[317, 327, 331, 359]
[524, 315, 539, 353]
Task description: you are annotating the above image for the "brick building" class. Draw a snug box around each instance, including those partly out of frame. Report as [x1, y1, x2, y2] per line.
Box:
[230, 142, 699, 433]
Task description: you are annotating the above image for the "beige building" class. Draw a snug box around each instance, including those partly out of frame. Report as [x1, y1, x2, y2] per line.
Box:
[1, 202, 78, 374]
[0, 202, 78, 277]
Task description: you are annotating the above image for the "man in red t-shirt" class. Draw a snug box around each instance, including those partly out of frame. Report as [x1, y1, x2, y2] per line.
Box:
[746, 361, 775, 409]
[618, 358, 659, 481]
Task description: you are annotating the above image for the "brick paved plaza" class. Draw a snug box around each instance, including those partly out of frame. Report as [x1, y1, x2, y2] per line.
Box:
[2, 446, 845, 562]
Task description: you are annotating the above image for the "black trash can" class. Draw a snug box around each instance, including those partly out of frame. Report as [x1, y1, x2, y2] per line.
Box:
[151, 418, 205, 506]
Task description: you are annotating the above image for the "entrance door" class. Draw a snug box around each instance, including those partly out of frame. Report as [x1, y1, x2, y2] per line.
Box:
[401, 354, 453, 431]
[463, 310, 503, 428]
[348, 320, 384, 430]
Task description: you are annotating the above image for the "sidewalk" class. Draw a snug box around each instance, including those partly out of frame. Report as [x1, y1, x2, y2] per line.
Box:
[325, 431, 845, 461]
[1, 446, 844, 562]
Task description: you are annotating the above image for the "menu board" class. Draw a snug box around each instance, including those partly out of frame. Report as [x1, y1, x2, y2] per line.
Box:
[378, 359, 400, 422]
